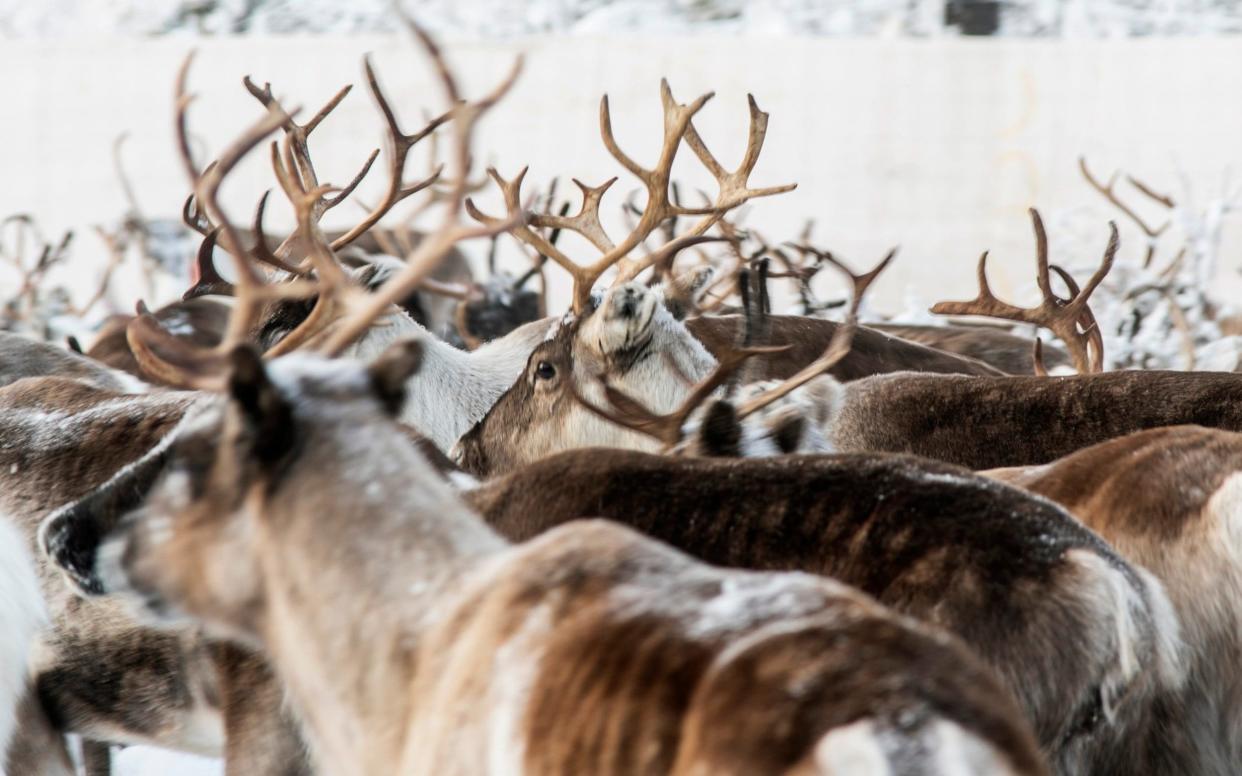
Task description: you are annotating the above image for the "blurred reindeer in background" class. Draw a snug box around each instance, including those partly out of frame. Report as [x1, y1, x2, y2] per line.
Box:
[1062, 157, 1242, 371]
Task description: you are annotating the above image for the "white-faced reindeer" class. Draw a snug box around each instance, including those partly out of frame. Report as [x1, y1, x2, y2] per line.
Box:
[986, 424, 1242, 775]
[467, 206, 1242, 473]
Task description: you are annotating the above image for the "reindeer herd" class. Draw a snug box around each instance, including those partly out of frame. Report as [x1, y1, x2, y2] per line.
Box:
[3, 20, 1242, 776]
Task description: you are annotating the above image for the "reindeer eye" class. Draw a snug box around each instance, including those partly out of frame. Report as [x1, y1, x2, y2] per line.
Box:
[534, 361, 557, 380]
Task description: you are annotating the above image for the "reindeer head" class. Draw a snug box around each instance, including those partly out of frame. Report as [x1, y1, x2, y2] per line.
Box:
[453, 81, 797, 475]
[453, 282, 719, 475]
[75, 342, 426, 640]
[43, 19, 522, 637]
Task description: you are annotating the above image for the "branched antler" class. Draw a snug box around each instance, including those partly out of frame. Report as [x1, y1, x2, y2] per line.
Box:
[467, 81, 795, 313]
[1080, 157, 1171, 268]
[930, 208, 1116, 373]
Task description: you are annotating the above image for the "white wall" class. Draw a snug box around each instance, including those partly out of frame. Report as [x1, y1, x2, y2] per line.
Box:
[3, 33, 1242, 315]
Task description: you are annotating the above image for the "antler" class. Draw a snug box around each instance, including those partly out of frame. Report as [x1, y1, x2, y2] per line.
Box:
[731, 247, 895, 419]
[569, 344, 790, 450]
[131, 25, 523, 383]
[0, 216, 75, 327]
[326, 58, 451, 249]
[127, 52, 327, 389]
[468, 81, 794, 313]
[1080, 157, 1171, 268]
[314, 16, 525, 355]
[930, 208, 1116, 374]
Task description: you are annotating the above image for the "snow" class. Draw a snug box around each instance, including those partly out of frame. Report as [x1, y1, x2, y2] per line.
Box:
[1, 0, 1242, 39]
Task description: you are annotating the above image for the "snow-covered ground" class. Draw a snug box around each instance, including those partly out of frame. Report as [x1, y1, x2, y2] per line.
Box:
[1, 0, 1242, 39]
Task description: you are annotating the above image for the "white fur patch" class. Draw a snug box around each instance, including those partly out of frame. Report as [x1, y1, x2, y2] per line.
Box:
[1067, 549, 1185, 722]
[0, 518, 46, 757]
[814, 720, 892, 775]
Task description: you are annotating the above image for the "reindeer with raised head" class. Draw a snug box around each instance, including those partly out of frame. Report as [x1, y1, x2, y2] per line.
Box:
[491, 206, 1242, 472]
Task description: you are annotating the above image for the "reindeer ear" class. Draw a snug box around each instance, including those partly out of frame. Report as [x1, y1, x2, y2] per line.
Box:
[663, 265, 715, 320]
[368, 340, 424, 417]
[227, 345, 295, 463]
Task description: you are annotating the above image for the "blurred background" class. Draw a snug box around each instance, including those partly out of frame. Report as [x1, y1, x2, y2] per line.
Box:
[3, 0, 1242, 368]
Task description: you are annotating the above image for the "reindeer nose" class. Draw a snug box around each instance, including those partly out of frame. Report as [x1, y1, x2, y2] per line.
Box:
[611, 283, 644, 318]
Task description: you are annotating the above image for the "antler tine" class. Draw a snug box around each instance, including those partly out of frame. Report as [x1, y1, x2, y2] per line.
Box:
[326, 56, 452, 251]
[682, 93, 797, 213]
[611, 86, 796, 287]
[63, 227, 123, 318]
[468, 80, 717, 312]
[733, 247, 891, 420]
[468, 79, 793, 313]
[249, 189, 305, 275]
[1080, 157, 1169, 268]
[244, 77, 382, 267]
[535, 176, 618, 254]
[243, 77, 352, 190]
[182, 192, 213, 237]
[931, 209, 1115, 374]
[1127, 174, 1176, 210]
[568, 343, 790, 450]
[1032, 338, 1049, 377]
[128, 53, 323, 390]
[465, 167, 596, 290]
[183, 228, 235, 300]
[316, 16, 524, 356]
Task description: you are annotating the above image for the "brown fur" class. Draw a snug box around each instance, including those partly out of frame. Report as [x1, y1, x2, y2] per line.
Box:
[0, 332, 138, 392]
[686, 315, 1004, 380]
[988, 425, 1242, 775]
[0, 377, 310, 774]
[86, 297, 231, 386]
[462, 447, 1180, 771]
[871, 323, 1071, 375]
[830, 370, 1242, 469]
[4, 688, 75, 776]
[76, 349, 1046, 776]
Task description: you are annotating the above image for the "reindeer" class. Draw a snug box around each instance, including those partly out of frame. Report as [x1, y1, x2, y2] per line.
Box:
[51, 215, 1181, 775]
[457, 441, 1186, 774]
[0, 331, 148, 393]
[0, 373, 313, 775]
[984, 425, 1242, 775]
[445, 259, 1190, 772]
[2, 23, 527, 773]
[466, 206, 1242, 472]
[83, 295, 231, 387]
[55, 337, 1050, 776]
[768, 237, 1072, 375]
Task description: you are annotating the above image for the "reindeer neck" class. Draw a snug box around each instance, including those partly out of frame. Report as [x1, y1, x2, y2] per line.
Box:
[254, 422, 506, 772]
[352, 312, 550, 451]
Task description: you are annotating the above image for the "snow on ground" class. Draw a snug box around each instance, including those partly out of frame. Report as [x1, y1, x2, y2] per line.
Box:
[1, 0, 1241, 39]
